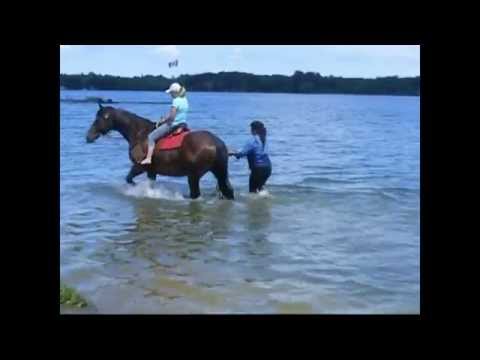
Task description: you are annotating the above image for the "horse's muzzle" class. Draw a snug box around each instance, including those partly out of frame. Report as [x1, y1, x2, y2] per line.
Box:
[86, 132, 99, 143]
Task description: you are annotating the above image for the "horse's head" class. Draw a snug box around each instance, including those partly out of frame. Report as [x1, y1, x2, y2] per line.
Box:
[86, 103, 116, 143]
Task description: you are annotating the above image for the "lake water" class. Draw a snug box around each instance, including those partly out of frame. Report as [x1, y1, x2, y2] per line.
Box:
[60, 90, 420, 314]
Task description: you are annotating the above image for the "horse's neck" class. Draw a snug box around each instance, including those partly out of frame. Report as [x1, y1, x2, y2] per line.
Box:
[112, 111, 154, 145]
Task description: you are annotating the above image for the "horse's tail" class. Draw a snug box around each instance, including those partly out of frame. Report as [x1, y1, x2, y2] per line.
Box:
[211, 136, 234, 199]
[214, 139, 228, 169]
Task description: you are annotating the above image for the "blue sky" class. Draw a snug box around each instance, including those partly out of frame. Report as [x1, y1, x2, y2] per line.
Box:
[60, 45, 420, 78]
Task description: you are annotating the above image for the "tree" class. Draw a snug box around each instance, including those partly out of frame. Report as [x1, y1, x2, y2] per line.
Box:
[60, 72, 420, 96]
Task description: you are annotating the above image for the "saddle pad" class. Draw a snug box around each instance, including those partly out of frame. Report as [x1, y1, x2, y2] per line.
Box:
[155, 128, 190, 151]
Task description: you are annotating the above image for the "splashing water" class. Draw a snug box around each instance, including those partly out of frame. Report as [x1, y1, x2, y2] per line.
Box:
[257, 189, 272, 198]
[118, 180, 185, 201]
[239, 188, 273, 200]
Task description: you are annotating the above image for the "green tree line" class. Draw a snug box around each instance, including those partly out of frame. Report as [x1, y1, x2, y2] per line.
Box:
[60, 71, 420, 96]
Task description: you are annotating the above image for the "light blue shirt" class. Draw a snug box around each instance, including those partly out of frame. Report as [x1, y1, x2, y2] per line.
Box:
[171, 96, 189, 126]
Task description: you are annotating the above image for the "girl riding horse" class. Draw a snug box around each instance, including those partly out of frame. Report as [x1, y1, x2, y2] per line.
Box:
[141, 82, 189, 165]
[86, 103, 234, 200]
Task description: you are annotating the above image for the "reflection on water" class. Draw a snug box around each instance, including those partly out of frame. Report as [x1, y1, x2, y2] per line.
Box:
[244, 197, 273, 257]
[61, 176, 419, 314]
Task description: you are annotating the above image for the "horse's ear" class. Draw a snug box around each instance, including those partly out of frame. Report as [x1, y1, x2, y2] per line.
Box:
[98, 102, 103, 110]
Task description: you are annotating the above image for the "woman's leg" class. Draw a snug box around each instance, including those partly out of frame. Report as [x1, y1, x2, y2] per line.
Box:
[249, 168, 267, 193]
[140, 123, 171, 164]
[249, 170, 259, 193]
[256, 166, 272, 191]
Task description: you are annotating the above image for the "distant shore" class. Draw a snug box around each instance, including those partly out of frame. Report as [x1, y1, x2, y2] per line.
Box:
[60, 71, 420, 97]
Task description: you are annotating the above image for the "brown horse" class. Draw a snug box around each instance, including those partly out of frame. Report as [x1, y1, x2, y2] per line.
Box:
[86, 103, 234, 199]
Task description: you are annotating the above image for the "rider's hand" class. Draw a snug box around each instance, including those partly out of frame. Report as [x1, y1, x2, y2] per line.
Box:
[156, 118, 165, 128]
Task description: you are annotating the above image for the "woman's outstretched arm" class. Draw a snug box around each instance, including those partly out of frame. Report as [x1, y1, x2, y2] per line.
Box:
[230, 140, 255, 159]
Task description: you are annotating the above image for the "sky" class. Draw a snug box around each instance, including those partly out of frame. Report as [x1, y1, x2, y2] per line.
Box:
[60, 45, 420, 78]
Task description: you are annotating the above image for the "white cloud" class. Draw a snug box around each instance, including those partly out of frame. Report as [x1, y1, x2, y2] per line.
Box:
[226, 47, 244, 70]
[60, 45, 85, 52]
[319, 45, 419, 60]
[148, 45, 180, 58]
[232, 47, 243, 59]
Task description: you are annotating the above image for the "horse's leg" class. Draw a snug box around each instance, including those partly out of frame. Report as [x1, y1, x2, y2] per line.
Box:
[188, 175, 201, 199]
[211, 165, 234, 200]
[126, 164, 145, 185]
[217, 175, 234, 200]
[147, 171, 156, 189]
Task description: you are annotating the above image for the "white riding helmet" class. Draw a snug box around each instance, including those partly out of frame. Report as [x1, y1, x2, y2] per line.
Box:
[165, 82, 182, 94]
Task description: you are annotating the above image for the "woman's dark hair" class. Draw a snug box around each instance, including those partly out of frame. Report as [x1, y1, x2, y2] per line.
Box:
[250, 121, 267, 148]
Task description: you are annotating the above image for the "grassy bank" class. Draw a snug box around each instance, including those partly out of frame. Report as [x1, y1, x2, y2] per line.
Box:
[60, 283, 88, 308]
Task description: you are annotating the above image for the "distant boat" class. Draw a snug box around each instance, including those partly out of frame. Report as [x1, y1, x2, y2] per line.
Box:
[60, 97, 170, 105]
[60, 96, 115, 104]
[86, 96, 113, 103]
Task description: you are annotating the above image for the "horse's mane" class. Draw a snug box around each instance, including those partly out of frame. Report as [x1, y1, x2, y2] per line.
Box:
[114, 108, 155, 126]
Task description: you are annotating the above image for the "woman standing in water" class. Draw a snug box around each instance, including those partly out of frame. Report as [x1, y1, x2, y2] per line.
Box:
[229, 121, 272, 193]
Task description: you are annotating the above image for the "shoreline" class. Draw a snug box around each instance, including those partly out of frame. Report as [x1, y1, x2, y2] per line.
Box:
[60, 89, 420, 98]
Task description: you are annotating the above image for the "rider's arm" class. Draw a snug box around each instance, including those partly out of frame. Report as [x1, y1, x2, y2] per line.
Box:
[162, 106, 177, 125]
